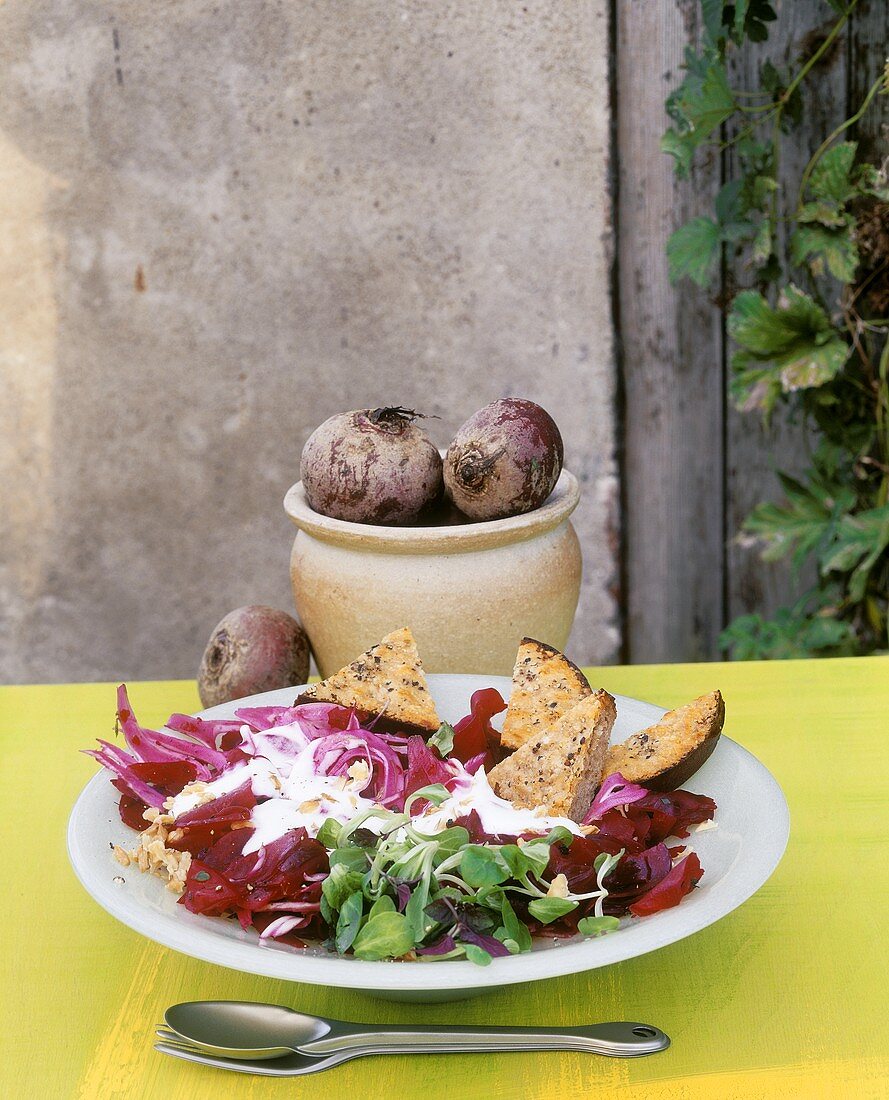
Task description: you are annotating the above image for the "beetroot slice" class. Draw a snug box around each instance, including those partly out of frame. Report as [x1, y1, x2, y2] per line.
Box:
[450, 689, 506, 768]
[628, 853, 703, 916]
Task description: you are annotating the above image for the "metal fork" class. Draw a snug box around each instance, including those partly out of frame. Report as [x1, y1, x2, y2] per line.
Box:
[155, 1028, 374, 1076]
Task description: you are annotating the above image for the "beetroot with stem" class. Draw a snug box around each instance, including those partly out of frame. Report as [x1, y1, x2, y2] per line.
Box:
[444, 399, 563, 520]
[198, 606, 311, 708]
[299, 407, 443, 524]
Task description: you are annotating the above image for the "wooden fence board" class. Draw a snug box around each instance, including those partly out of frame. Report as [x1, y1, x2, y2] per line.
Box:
[617, 0, 878, 661]
[616, 0, 725, 663]
[849, 0, 889, 164]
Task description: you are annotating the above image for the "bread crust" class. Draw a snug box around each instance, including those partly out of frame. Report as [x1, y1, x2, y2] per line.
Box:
[500, 637, 592, 754]
[488, 689, 616, 822]
[297, 626, 441, 734]
[603, 691, 724, 791]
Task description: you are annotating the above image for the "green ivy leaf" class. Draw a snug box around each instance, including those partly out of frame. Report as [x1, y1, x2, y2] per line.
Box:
[668, 177, 761, 286]
[729, 287, 818, 355]
[728, 287, 851, 408]
[701, 0, 726, 45]
[739, 445, 857, 574]
[751, 219, 772, 265]
[790, 223, 859, 282]
[720, 606, 856, 660]
[747, 173, 778, 208]
[662, 49, 735, 177]
[743, 483, 832, 571]
[820, 505, 889, 601]
[667, 217, 722, 286]
[660, 129, 696, 178]
[797, 201, 849, 228]
[739, 0, 778, 43]
[809, 142, 858, 205]
[759, 58, 801, 128]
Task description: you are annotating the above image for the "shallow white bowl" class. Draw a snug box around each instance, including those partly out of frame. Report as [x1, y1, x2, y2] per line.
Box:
[68, 675, 789, 1002]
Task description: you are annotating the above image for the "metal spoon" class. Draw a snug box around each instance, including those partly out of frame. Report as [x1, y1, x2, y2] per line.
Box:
[164, 1001, 669, 1060]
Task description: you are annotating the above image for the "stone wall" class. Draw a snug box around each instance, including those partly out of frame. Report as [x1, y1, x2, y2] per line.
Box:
[0, 0, 618, 684]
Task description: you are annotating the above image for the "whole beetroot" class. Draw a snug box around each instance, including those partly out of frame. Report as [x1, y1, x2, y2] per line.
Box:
[300, 407, 443, 524]
[197, 606, 310, 707]
[444, 399, 563, 520]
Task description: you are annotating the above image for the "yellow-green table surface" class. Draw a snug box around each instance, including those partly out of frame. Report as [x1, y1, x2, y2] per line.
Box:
[2, 657, 886, 1099]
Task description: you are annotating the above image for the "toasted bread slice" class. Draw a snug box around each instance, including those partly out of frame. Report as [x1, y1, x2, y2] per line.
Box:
[499, 638, 592, 754]
[488, 689, 616, 822]
[297, 627, 440, 734]
[603, 691, 724, 791]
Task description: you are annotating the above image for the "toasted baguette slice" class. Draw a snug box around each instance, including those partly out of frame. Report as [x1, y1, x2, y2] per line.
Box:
[297, 627, 440, 734]
[488, 689, 616, 822]
[500, 638, 592, 754]
[603, 691, 724, 791]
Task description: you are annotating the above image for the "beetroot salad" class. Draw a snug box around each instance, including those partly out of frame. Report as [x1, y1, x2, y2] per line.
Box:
[86, 686, 716, 964]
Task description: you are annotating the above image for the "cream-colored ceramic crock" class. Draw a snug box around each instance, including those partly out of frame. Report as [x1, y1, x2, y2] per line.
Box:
[283, 470, 582, 677]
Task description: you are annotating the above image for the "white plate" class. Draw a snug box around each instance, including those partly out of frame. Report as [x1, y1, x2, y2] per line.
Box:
[68, 675, 789, 1001]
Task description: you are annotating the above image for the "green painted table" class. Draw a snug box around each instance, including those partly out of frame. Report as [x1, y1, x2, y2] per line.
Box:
[3, 657, 886, 1099]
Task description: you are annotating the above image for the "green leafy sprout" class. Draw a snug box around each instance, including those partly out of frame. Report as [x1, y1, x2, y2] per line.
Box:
[313, 786, 624, 964]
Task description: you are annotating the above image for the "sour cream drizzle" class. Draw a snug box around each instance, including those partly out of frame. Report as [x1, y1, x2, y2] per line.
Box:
[169, 716, 585, 853]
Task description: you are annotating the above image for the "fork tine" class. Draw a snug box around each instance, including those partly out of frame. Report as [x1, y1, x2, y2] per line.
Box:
[156, 1027, 193, 1044]
[153, 1042, 328, 1077]
[154, 1042, 259, 1074]
[156, 1037, 211, 1055]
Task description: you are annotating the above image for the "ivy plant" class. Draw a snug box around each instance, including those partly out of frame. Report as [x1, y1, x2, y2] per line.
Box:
[664, 0, 889, 658]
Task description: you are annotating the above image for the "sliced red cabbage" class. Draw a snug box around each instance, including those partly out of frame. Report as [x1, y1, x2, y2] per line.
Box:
[311, 731, 405, 807]
[165, 713, 245, 748]
[83, 743, 167, 808]
[583, 772, 650, 821]
[233, 706, 304, 730]
[117, 685, 225, 774]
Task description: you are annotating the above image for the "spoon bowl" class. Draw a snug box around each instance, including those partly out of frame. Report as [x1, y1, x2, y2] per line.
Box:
[165, 1002, 331, 1060]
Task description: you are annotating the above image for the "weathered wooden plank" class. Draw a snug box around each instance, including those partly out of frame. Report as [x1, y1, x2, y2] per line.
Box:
[617, 3, 725, 662]
[849, 0, 889, 164]
[724, 2, 846, 627]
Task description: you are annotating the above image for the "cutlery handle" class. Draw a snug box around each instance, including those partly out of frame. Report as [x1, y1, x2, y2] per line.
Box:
[302, 1021, 669, 1058]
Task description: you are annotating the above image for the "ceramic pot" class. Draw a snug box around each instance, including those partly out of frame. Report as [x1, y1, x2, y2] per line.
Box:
[283, 470, 582, 677]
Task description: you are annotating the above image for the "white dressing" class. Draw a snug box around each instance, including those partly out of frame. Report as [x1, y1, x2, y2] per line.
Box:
[415, 767, 584, 838]
[170, 718, 583, 854]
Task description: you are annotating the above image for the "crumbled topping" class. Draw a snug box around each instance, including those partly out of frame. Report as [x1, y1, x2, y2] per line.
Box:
[113, 812, 192, 894]
[546, 873, 570, 899]
[347, 760, 371, 784]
